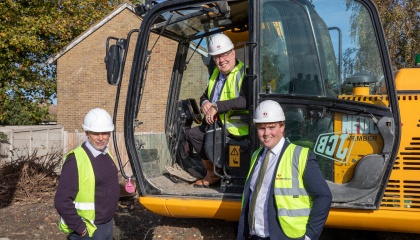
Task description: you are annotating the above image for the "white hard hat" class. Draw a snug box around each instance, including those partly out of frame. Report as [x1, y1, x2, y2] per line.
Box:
[253, 100, 285, 123]
[208, 33, 234, 56]
[82, 108, 114, 132]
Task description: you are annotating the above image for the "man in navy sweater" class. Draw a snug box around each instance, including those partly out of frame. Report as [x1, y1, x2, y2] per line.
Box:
[54, 108, 120, 239]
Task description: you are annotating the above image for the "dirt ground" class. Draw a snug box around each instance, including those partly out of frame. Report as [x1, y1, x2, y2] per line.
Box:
[1, 196, 420, 240]
[0, 157, 420, 240]
[0, 196, 237, 240]
[0, 156, 237, 240]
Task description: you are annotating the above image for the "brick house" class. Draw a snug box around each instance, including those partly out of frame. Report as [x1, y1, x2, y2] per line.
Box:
[48, 1, 179, 134]
[48, 2, 207, 173]
[49, 1, 207, 134]
[47, 1, 180, 178]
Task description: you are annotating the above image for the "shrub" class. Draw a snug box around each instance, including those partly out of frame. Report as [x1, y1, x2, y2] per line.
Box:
[0, 147, 62, 207]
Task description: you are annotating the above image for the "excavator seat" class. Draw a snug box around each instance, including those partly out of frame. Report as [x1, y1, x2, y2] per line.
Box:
[327, 154, 385, 203]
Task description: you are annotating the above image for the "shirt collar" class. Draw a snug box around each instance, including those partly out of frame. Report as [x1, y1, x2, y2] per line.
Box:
[217, 72, 227, 82]
[265, 137, 285, 157]
[85, 140, 109, 158]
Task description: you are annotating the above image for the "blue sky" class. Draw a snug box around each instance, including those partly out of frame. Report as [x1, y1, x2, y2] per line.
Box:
[313, 0, 354, 61]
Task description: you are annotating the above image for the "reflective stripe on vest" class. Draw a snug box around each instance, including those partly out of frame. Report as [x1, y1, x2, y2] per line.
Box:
[207, 60, 248, 136]
[59, 146, 97, 237]
[274, 144, 310, 239]
[243, 145, 310, 239]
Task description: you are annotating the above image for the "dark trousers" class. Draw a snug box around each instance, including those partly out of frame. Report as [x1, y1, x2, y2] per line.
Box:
[185, 124, 209, 159]
[69, 219, 114, 240]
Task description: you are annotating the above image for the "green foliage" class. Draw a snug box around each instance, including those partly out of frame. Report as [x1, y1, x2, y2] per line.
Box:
[373, 0, 420, 68]
[343, 1, 387, 79]
[1, 97, 48, 125]
[0, 0, 125, 125]
[0, 132, 8, 142]
[0, 0, 417, 125]
[342, 0, 419, 80]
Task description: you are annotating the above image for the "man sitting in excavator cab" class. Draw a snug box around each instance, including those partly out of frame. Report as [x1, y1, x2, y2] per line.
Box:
[186, 33, 249, 188]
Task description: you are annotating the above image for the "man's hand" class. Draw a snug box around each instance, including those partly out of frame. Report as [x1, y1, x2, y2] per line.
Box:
[201, 101, 212, 115]
[205, 106, 218, 125]
[81, 228, 87, 237]
[202, 101, 218, 124]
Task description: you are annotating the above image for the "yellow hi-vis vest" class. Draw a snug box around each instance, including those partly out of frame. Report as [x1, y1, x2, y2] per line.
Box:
[207, 60, 248, 136]
[244, 144, 310, 239]
[59, 146, 97, 237]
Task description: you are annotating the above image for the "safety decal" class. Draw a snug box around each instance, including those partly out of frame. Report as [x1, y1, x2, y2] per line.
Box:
[229, 145, 240, 167]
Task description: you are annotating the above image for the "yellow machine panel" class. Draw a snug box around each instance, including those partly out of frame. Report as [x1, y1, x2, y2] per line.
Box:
[333, 95, 386, 183]
[335, 69, 420, 212]
[381, 68, 420, 211]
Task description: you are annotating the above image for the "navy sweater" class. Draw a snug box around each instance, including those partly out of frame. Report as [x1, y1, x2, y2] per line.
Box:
[54, 142, 120, 235]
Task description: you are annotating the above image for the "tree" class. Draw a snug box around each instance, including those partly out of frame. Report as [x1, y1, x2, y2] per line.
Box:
[0, 0, 125, 125]
[0, 1, 417, 125]
[342, 0, 419, 79]
[373, 0, 420, 68]
[343, 1, 384, 79]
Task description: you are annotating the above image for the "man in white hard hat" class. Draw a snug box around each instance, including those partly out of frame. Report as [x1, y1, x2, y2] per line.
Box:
[237, 100, 332, 240]
[186, 33, 249, 188]
[55, 108, 120, 239]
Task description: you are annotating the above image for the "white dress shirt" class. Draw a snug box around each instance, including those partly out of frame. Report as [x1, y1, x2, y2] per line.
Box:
[249, 137, 285, 237]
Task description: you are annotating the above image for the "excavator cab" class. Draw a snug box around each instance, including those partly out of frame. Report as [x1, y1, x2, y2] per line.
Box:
[168, 96, 245, 191]
[105, 0, 400, 221]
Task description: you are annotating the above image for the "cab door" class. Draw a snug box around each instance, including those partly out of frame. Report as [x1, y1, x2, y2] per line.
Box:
[251, 0, 400, 209]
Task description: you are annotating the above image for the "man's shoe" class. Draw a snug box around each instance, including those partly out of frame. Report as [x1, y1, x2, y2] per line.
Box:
[193, 160, 221, 187]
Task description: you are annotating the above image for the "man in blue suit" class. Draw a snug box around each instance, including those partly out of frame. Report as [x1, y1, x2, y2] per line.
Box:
[237, 100, 332, 240]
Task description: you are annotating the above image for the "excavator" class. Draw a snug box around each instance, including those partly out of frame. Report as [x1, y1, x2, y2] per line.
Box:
[105, 0, 420, 234]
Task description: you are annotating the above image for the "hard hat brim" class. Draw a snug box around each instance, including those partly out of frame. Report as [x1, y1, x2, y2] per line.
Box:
[253, 118, 285, 123]
[209, 44, 234, 56]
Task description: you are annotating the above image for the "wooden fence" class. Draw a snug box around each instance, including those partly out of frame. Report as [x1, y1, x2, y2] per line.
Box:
[0, 125, 63, 165]
[0, 127, 168, 178]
